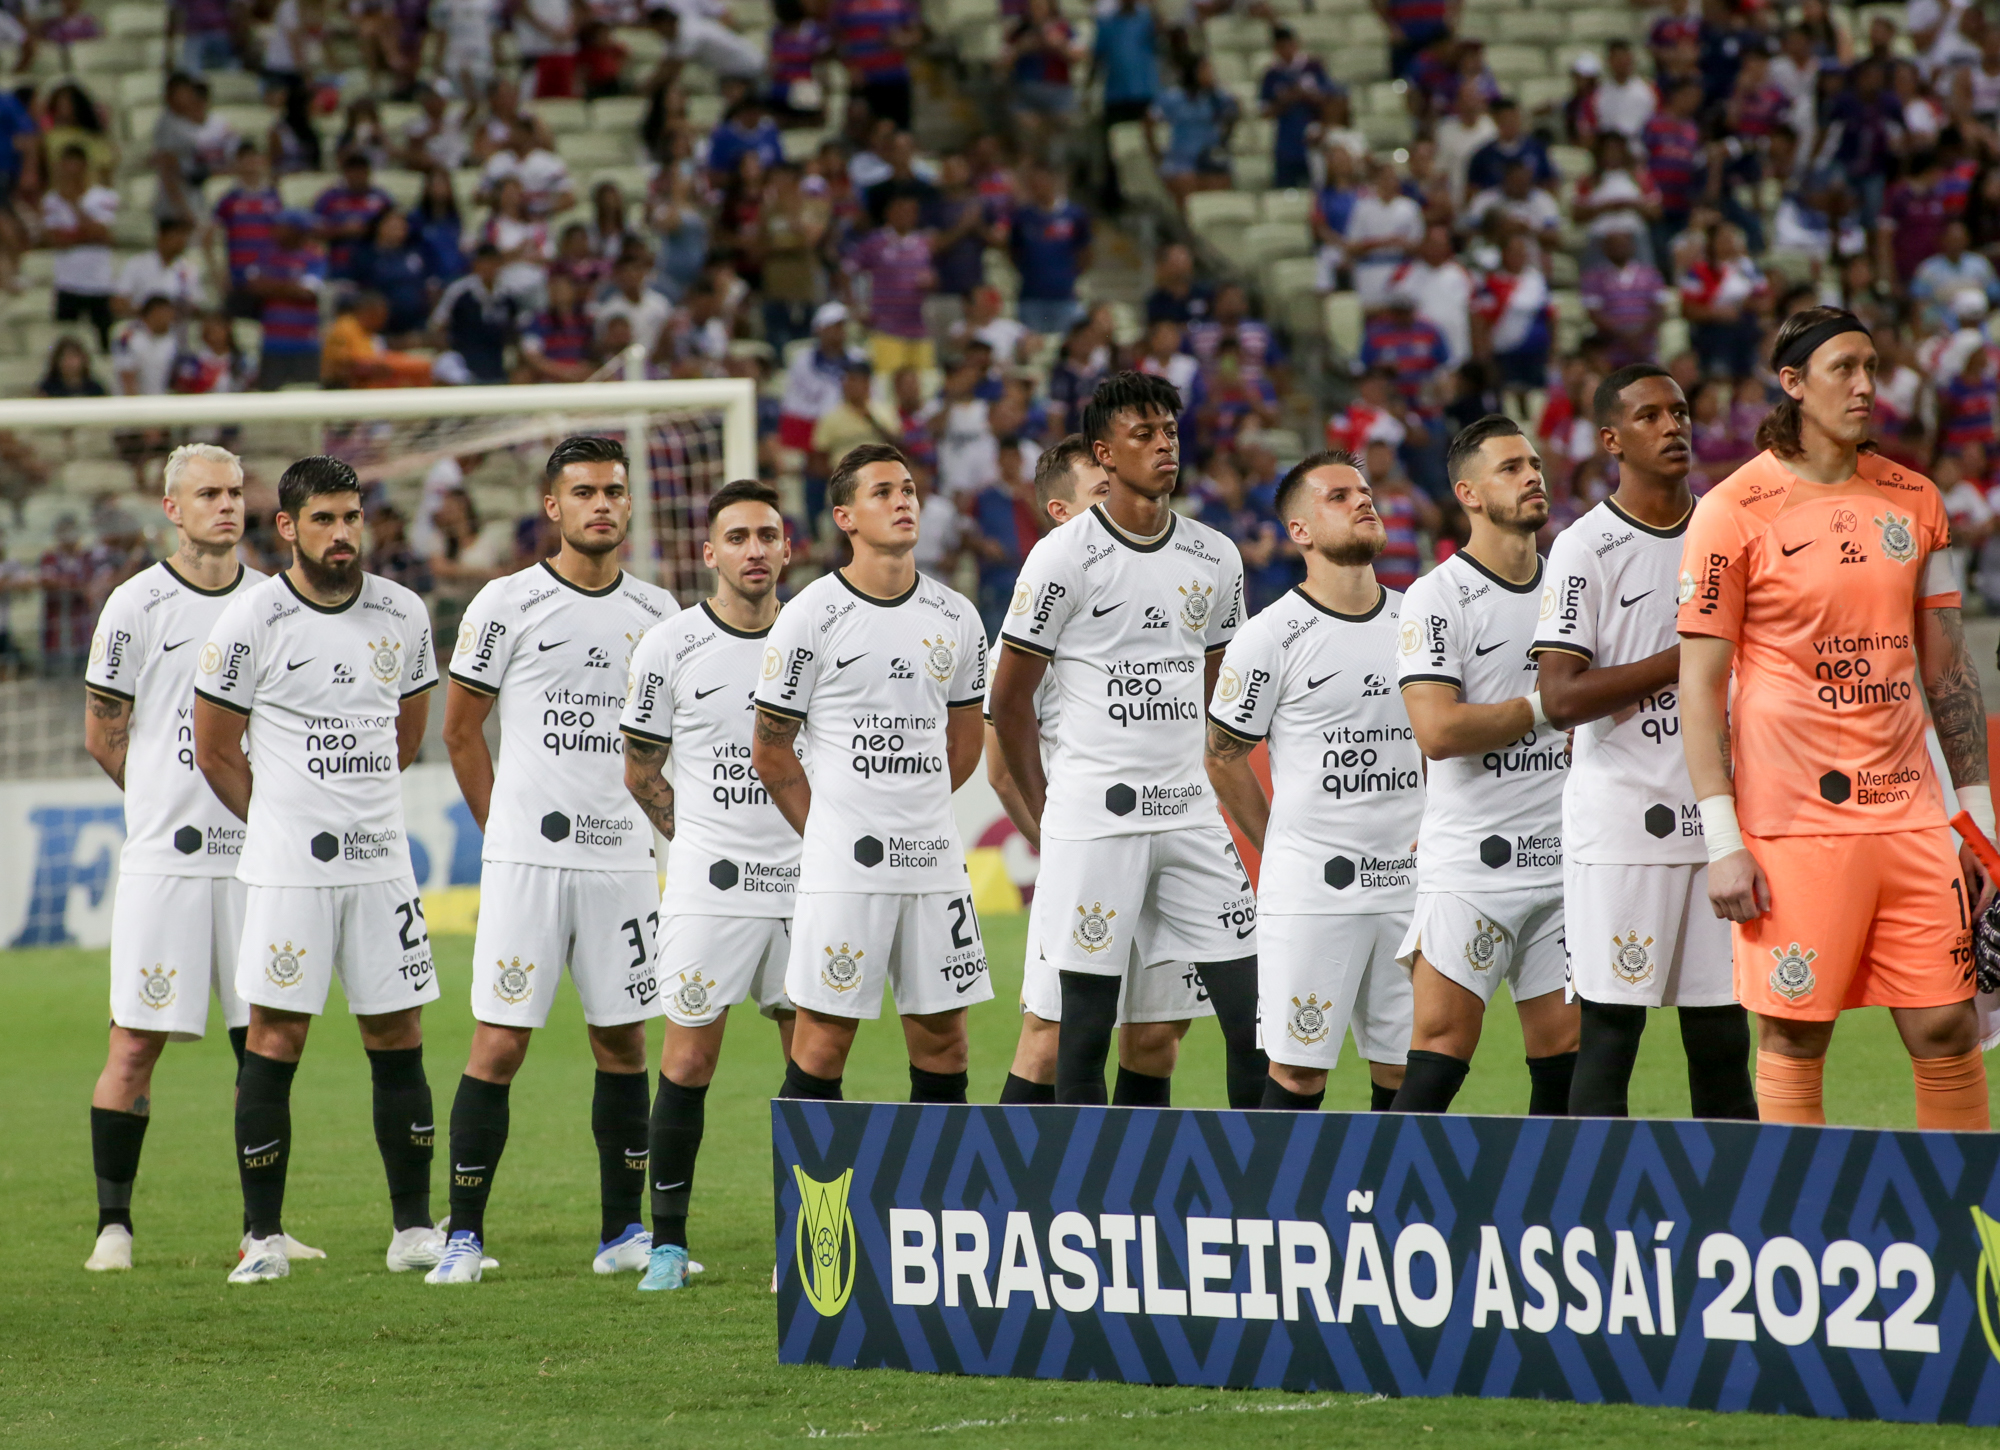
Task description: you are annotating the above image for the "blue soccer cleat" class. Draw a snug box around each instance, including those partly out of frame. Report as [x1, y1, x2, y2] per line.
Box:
[637, 1243, 690, 1292]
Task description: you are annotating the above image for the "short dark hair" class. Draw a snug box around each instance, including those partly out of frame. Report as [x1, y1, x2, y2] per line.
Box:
[1273, 447, 1364, 523]
[1081, 371, 1182, 444]
[1445, 414, 1525, 485]
[707, 477, 782, 532]
[1034, 434, 1098, 514]
[827, 442, 909, 510]
[544, 434, 628, 487]
[1592, 363, 1674, 426]
[277, 455, 361, 517]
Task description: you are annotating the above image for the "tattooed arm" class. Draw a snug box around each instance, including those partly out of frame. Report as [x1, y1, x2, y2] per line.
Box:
[84, 688, 132, 789]
[621, 733, 676, 840]
[1918, 605, 1990, 791]
[1203, 719, 1270, 853]
[751, 708, 811, 836]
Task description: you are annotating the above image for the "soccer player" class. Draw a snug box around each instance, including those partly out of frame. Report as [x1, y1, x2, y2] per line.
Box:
[620, 478, 800, 1292]
[426, 436, 680, 1285]
[1679, 306, 1993, 1129]
[80, 444, 298, 1272]
[991, 373, 1262, 1109]
[751, 443, 993, 1105]
[989, 437, 1213, 1107]
[1392, 416, 1577, 1113]
[193, 456, 441, 1284]
[1532, 366, 1756, 1120]
[1205, 449, 1422, 1111]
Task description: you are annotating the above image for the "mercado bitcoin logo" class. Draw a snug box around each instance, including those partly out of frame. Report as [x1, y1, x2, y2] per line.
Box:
[793, 1166, 856, 1317]
[1975, 1205, 2000, 1363]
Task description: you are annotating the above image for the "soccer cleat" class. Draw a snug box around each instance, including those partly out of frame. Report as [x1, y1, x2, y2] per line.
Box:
[423, 1230, 485, 1284]
[84, 1224, 133, 1272]
[385, 1224, 447, 1272]
[227, 1235, 290, 1284]
[593, 1223, 652, 1274]
[637, 1243, 690, 1292]
[433, 1216, 499, 1270]
[241, 1230, 325, 1261]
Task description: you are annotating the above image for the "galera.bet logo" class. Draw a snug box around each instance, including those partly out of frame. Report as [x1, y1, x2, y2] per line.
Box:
[793, 1165, 856, 1317]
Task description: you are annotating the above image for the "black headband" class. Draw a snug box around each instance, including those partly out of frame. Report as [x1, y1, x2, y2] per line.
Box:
[1771, 315, 1872, 375]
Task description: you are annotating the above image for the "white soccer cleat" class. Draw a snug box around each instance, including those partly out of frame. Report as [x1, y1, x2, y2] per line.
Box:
[593, 1223, 652, 1274]
[241, 1230, 325, 1261]
[424, 1230, 486, 1284]
[227, 1235, 290, 1284]
[84, 1224, 133, 1272]
[385, 1224, 447, 1272]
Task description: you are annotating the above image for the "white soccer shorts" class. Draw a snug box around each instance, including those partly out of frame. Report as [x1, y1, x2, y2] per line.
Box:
[1018, 879, 1213, 1024]
[1562, 860, 1735, 1008]
[1036, 824, 1258, 977]
[656, 912, 796, 1027]
[785, 890, 995, 1019]
[109, 873, 250, 1040]
[1258, 912, 1412, 1071]
[469, 862, 665, 1029]
[236, 875, 439, 1017]
[1396, 886, 1567, 1007]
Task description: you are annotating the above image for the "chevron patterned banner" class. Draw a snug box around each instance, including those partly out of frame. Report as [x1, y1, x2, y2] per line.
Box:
[772, 1102, 2000, 1424]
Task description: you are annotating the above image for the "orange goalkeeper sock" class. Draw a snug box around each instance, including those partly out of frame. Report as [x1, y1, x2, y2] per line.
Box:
[1755, 1051, 1825, 1125]
[1911, 1049, 1990, 1131]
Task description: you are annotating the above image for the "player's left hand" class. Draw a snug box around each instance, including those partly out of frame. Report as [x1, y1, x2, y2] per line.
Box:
[1961, 842, 1997, 918]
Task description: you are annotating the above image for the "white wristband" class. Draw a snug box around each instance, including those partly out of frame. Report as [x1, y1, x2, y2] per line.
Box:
[1699, 794, 1745, 863]
[1526, 690, 1549, 730]
[1959, 785, 1998, 840]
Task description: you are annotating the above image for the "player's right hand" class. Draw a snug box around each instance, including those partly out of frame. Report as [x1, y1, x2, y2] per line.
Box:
[1707, 848, 1770, 922]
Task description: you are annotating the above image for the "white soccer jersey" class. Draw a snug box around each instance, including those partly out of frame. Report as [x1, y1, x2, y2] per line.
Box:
[1531, 499, 1703, 865]
[1396, 551, 1567, 891]
[196, 572, 438, 887]
[621, 600, 801, 914]
[1210, 585, 1423, 914]
[449, 561, 678, 869]
[754, 569, 986, 895]
[1000, 505, 1246, 841]
[87, 561, 263, 876]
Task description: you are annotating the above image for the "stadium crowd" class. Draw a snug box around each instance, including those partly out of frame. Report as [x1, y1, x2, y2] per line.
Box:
[0, 0, 1995, 676]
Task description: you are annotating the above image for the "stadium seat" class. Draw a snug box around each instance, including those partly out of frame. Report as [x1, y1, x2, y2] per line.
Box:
[56, 458, 133, 496]
[1363, 80, 1405, 117]
[279, 173, 334, 210]
[1211, 52, 1253, 86]
[1259, 189, 1314, 227]
[1186, 191, 1259, 234]
[377, 171, 423, 208]
[584, 165, 652, 200]
[1204, 15, 1270, 53]
[1503, 11, 1570, 44]
[1229, 117, 1273, 157]
[215, 105, 268, 140]
[1240, 221, 1311, 269]
[1549, 144, 1592, 180]
[0, 356, 42, 394]
[1565, 10, 1631, 43]
[1323, 291, 1362, 359]
[1233, 152, 1273, 192]
[558, 132, 634, 169]
[1484, 45, 1552, 82]
[1659, 317, 1689, 358]
[686, 94, 724, 128]
[536, 99, 591, 134]
[1519, 76, 1570, 109]
[779, 128, 827, 162]
[116, 72, 161, 108]
[590, 97, 647, 133]
[107, 3, 167, 38]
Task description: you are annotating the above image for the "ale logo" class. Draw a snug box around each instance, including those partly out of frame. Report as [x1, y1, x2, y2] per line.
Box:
[793, 1165, 856, 1317]
[1974, 1205, 2000, 1364]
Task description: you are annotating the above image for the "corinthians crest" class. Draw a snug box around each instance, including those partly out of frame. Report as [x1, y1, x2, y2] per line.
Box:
[1288, 993, 1331, 1047]
[138, 964, 177, 1010]
[266, 940, 306, 988]
[1610, 931, 1655, 985]
[366, 635, 402, 684]
[1177, 580, 1213, 631]
[821, 942, 863, 992]
[673, 971, 716, 1018]
[1874, 510, 1917, 563]
[921, 635, 955, 682]
[1463, 918, 1503, 974]
[1072, 902, 1116, 954]
[493, 956, 535, 1004]
[1769, 941, 1817, 1000]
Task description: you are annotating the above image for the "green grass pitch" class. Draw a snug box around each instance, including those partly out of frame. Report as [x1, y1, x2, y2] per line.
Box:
[1, 919, 1990, 1448]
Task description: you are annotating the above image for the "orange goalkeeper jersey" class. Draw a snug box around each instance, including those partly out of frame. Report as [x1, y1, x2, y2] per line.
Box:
[1676, 449, 1961, 839]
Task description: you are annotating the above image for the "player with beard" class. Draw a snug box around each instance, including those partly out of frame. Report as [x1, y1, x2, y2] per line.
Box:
[1532, 366, 1756, 1120]
[194, 457, 442, 1284]
[992, 373, 1261, 1109]
[1680, 307, 1992, 1129]
[1205, 449, 1422, 1111]
[1392, 416, 1577, 1114]
[989, 437, 1214, 1107]
[426, 436, 680, 1284]
[753, 444, 992, 1107]
[620, 478, 802, 1293]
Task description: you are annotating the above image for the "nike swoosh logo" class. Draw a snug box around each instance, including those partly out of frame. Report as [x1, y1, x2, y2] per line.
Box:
[624, 1149, 647, 1158]
[1619, 591, 1653, 608]
[242, 1139, 280, 1154]
[1780, 541, 1813, 556]
[1473, 642, 1507, 656]
[1091, 602, 1124, 617]
[654, 1180, 687, 1192]
[411, 1123, 432, 1133]
[1306, 672, 1339, 689]
[694, 685, 726, 699]
[955, 974, 986, 994]
[285, 659, 313, 671]
[453, 1163, 486, 1173]
[1236, 924, 1256, 938]
[162, 639, 190, 651]
[835, 654, 868, 669]
[538, 640, 568, 652]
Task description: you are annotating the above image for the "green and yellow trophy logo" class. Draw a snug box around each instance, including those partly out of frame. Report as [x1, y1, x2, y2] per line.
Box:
[1974, 1205, 2000, 1363]
[792, 1165, 856, 1317]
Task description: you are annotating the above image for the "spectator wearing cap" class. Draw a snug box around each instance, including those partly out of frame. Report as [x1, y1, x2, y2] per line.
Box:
[1009, 162, 1092, 337]
[1260, 25, 1338, 189]
[519, 269, 595, 382]
[1594, 40, 1656, 142]
[1913, 221, 2000, 331]
[830, 0, 923, 127]
[245, 208, 328, 388]
[779, 301, 865, 450]
[115, 217, 207, 322]
[845, 185, 938, 374]
[429, 242, 515, 385]
[1465, 97, 1554, 195]
[1580, 226, 1668, 368]
[315, 150, 397, 282]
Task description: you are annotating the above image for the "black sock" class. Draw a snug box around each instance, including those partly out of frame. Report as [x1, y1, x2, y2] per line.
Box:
[1195, 956, 1267, 1109]
[1370, 1081, 1399, 1112]
[227, 1026, 248, 1077]
[1526, 1051, 1578, 1116]
[999, 1072, 1054, 1105]
[909, 1065, 968, 1104]
[1112, 1066, 1171, 1107]
[648, 1076, 707, 1249]
[445, 1074, 510, 1242]
[366, 1046, 434, 1232]
[236, 1051, 297, 1238]
[1055, 972, 1119, 1105]
[780, 1060, 843, 1100]
[90, 1106, 148, 1232]
[593, 1069, 649, 1243]
[1260, 1076, 1324, 1111]
[1391, 1049, 1469, 1112]
[1679, 1004, 1758, 1119]
[1570, 998, 1646, 1117]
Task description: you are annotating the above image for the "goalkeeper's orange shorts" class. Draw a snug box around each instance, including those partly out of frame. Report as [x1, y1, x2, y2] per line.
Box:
[1734, 827, 1976, 1021]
